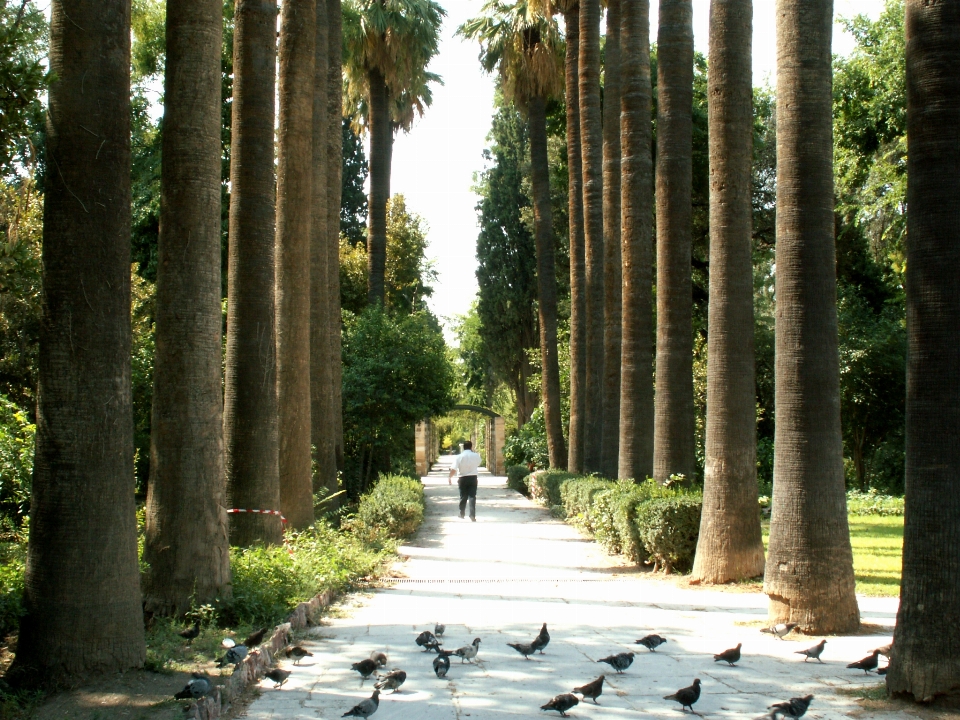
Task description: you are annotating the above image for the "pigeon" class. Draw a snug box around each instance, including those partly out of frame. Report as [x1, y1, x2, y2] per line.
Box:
[597, 652, 634, 674]
[352, 658, 379, 680]
[714, 643, 742, 666]
[222, 637, 237, 648]
[454, 638, 482, 663]
[217, 645, 248, 668]
[416, 630, 442, 652]
[285, 645, 313, 665]
[540, 693, 580, 717]
[433, 653, 450, 678]
[795, 640, 826, 663]
[264, 668, 290, 689]
[342, 689, 380, 718]
[846, 650, 880, 674]
[769, 694, 813, 719]
[370, 651, 388, 667]
[374, 669, 407, 693]
[508, 642, 538, 659]
[761, 622, 798, 639]
[664, 678, 702, 712]
[243, 627, 269, 648]
[572, 675, 605, 704]
[531, 623, 550, 654]
[876, 665, 888, 676]
[435, 622, 446, 637]
[875, 643, 893, 658]
[636, 634, 668, 652]
[174, 675, 212, 700]
[178, 621, 201, 641]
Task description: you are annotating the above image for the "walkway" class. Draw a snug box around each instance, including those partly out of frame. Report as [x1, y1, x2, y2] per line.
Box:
[244, 457, 903, 719]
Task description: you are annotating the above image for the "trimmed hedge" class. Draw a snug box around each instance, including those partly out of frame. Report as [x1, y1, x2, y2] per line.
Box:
[634, 496, 703, 573]
[506, 465, 531, 496]
[526, 470, 578, 507]
[355, 473, 425, 539]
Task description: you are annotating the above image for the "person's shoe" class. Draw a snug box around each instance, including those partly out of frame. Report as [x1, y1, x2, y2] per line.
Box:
[470, 517, 476, 522]
[459, 513, 464, 519]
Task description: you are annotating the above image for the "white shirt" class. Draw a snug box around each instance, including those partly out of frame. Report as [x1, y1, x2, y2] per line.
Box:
[453, 449, 481, 477]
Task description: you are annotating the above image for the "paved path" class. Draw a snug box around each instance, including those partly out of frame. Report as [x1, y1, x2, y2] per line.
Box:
[244, 458, 902, 720]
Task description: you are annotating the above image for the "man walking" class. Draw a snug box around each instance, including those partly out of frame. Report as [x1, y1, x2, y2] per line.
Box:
[448, 441, 481, 521]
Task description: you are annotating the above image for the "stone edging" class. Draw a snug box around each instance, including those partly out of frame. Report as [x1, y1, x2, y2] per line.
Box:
[186, 588, 337, 720]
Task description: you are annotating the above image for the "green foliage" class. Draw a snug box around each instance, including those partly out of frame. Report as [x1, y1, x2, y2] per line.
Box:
[634, 495, 703, 573]
[0, 536, 25, 639]
[503, 406, 548, 469]
[341, 120, 368, 244]
[506, 465, 530, 495]
[131, 269, 156, 494]
[0, 0, 46, 175]
[131, 0, 166, 80]
[846, 490, 904, 517]
[560, 477, 610, 528]
[526, 468, 577, 507]
[354, 474, 425, 540]
[0, 395, 33, 526]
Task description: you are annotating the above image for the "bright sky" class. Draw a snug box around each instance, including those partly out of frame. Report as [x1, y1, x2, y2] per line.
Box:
[386, 0, 887, 340]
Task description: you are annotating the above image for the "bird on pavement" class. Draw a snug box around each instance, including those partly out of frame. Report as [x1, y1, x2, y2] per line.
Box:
[243, 627, 269, 648]
[264, 668, 290, 689]
[597, 652, 634, 674]
[714, 643, 742, 666]
[636, 634, 667, 652]
[416, 630, 441, 652]
[352, 658, 379, 680]
[454, 638, 482, 663]
[435, 622, 446, 638]
[174, 675, 212, 700]
[342, 689, 380, 718]
[370, 651, 388, 667]
[540, 693, 579, 717]
[769, 694, 813, 719]
[875, 643, 893, 658]
[664, 678, 702, 712]
[508, 641, 537, 659]
[531, 623, 550, 654]
[217, 645, 248, 668]
[572, 675, 605, 704]
[374, 669, 407, 693]
[178, 621, 200, 641]
[877, 665, 888, 676]
[285, 645, 313, 665]
[433, 653, 450, 678]
[795, 640, 826, 663]
[761, 623, 798, 639]
[847, 650, 880, 674]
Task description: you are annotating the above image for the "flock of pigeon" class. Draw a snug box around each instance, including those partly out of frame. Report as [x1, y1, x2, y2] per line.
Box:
[172, 618, 894, 718]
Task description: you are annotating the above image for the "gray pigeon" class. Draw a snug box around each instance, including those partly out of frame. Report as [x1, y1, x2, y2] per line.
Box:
[664, 678, 701, 712]
[435, 622, 446, 637]
[761, 623, 798, 639]
[342, 689, 380, 718]
[714, 643, 742, 666]
[416, 630, 441, 652]
[597, 652, 634, 674]
[769, 694, 813, 719]
[369, 651, 388, 667]
[352, 658, 378, 680]
[374, 669, 407, 693]
[174, 675, 212, 700]
[531, 623, 550, 654]
[508, 641, 537, 659]
[635, 634, 667, 652]
[285, 645, 313, 665]
[846, 650, 880, 674]
[217, 645, 248, 668]
[433, 653, 450, 678]
[795, 640, 826, 663]
[572, 675, 605, 704]
[265, 668, 290, 689]
[454, 638, 482, 663]
[541, 693, 579, 717]
[875, 643, 893, 658]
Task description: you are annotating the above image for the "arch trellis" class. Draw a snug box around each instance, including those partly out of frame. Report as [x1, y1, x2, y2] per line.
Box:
[415, 406, 507, 477]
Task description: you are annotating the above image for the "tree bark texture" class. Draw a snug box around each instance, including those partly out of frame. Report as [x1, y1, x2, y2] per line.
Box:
[564, 5, 586, 474]
[617, 0, 654, 482]
[528, 95, 568, 469]
[692, 0, 765, 583]
[224, 0, 283, 546]
[276, 0, 316, 529]
[13, 0, 146, 681]
[600, 0, 622, 479]
[763, 0, 860, 633]
[578, 0, 605, 473]
[653, 0, 695, 484]
[144, 0, 231, 615]
[888, 0, 960, 701]
[367, 68, 391, 306]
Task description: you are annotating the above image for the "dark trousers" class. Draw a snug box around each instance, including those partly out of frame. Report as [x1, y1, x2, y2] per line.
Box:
[458, 476, 478, 518]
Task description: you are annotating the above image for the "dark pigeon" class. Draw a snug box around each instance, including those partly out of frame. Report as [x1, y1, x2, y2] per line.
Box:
[508, 642, 537, 659]
[265, 668, 290, 689]
[352, 658, 378, 679]
[635, 634, 667, 652]
[285, 645, 313, 665]
[795, 640, 826, 663]
[572, 675, 605, 704]
[243, 627, 269, 648]
[769, 694, 813, 719]
[761, 623, 798, 639]
[342, 689, 380, 718]
[416, 630, 442, 652]
[374, 669, 407, 693]
[433, 653, 450, 678]
[876, 665, 888, 676]
[370, 651, 388, 667]
[597, 652, 634, 674]
[174, 675, 211, 700]
[178, 621, 200, 641]
[847, 650, 880, 674]
[540, 693, 579, 717]
[664, 678, 701, 712]
[531, 623, 550, 654]
[713, 643, 742, 666]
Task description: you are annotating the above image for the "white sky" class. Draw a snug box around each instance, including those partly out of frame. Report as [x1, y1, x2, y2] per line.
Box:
[386, 0, 887, 340]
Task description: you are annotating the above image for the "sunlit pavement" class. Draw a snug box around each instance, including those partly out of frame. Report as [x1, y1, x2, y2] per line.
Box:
[244, 456, 903, 719]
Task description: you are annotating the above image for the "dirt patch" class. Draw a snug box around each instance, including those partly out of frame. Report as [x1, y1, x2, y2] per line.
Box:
[837, 684, 960, 720]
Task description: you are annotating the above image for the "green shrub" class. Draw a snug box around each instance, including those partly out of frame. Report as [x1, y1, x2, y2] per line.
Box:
[527, 469, 578, 508]
[634, 495, 703, 573]
[0, 538, 25, 639]
[502, 407, 549, 469]
[846, 490, 904, 516]
[506, 465, 530, 496]
[560, 477, 612, 529]
[355, 473, 425, 539]
[0, 395, 35, 527]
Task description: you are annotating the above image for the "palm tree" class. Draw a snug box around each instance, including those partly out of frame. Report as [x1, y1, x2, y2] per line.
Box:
[691, 0, 764, 584]
[763, 0, 859, 633]
[224, 0, 284, 547]
[617, 0, 654, 481]
[887, 0, 960, 699]
[143, 0, 231, 615]
[12, 0, 145, 680]
[459, 0, 567, 469]
[579, 0, 604, 473]
[276, 0, 317, 529]
[342, 0, 445, 306]
[599, 0, 622, 479]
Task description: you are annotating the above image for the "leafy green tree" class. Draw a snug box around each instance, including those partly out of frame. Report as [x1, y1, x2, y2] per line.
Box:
[341, 118, 368, 244]
[0, 0, 46, 176]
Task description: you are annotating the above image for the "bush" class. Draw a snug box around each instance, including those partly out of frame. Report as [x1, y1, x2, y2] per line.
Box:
[502, 407, 549, 469]
[506, 465, 530, 496]
[527, 469, 578, 508]
[846, 490, 904, 516]
[560, 477, 612, 529]
[0, 395, 35, 527]
[0, 538, 25, 639]
[355, 474, 425, 540]
[633, 495, 703, 573]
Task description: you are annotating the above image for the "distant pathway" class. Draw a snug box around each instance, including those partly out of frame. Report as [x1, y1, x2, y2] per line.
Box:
[244, 458, 903, 719]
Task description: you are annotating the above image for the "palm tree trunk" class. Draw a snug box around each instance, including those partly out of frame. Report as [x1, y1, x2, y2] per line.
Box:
[692, 0, 765, 584]
[367, 67, 391, 306]
[617, 0, 654, 482]
[763, 0, 859, 633]
[888, 0, 960, 699]
[276, 0, 316, 530]
[600, 0, 623, 479]
[653, 0, 695, 484]
[224, 0, 283, 547]
[143, 0, 231, 615]
[579, 0, 605, 473]
[563, 3, 586, 474]
[528, 95, 567, 469]
[12, 0, 145, 681]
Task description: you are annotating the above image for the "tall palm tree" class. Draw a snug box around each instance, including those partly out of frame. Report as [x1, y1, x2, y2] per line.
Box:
[599, 0, 622, 479]
[763, 0, 859, 633]
[888, 0, 960, 699]
[224, 0, 283, 547]
[579, 0, 604, 473]
[143, 0, 231, 615]
[459, 0, 567, 469]
[617, 0, 653, 481]
[692, 0, 764, 584]
[12, 0, 145, 680]
[276, 0, 317, 530]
